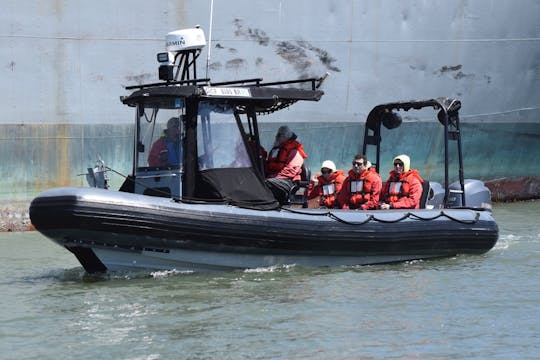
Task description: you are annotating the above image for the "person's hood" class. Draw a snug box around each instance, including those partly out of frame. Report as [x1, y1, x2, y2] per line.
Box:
[392, 154, 410, 172]
[320, 160, 337, 173]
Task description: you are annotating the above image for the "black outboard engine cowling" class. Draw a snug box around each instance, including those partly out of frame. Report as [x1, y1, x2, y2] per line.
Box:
[447, 179, 492, 210]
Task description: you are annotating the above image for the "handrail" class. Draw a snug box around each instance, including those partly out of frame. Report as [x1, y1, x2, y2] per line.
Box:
[125, 78, 210, 90]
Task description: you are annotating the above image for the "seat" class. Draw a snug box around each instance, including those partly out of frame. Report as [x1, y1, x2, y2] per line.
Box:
[419, 180, 431, 209]
[288, 163, 311, 208]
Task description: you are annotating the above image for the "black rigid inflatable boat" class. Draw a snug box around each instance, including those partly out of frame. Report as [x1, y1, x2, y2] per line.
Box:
[30, 27, 498, 273]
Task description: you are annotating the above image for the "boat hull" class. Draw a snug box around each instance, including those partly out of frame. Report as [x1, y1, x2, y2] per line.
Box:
[30, 187, 498, 273]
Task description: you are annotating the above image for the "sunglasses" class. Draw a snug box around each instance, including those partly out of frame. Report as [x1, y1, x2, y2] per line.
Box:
[352, 161, 365, 167]
[321, 169, 332, 175]
[394, 162, 404, 167]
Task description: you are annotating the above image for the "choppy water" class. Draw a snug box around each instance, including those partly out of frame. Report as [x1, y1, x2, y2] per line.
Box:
[1, 201, 539, 359]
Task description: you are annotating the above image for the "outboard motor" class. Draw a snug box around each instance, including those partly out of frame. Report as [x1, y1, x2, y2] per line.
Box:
[424, 181, 445, 209]
[447, 179, 492, 210]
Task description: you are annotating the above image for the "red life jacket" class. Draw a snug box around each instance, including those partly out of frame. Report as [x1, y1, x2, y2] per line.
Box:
[315, 170, 346, 208]
[266, 139, 307, 176]
[343, 168, 379, 209]
[383, 169, 423, 203]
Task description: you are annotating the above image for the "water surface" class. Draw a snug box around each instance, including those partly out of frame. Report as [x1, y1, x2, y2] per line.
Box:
[1, 201, 539, 359]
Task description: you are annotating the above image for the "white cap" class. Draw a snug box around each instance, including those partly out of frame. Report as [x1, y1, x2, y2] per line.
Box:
[321, 160, 336, 172]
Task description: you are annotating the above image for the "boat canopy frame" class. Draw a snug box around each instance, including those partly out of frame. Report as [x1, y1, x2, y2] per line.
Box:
[122, 77, 324, 109]
[121, 77, 324, 209]
[362, 98, 465, 207]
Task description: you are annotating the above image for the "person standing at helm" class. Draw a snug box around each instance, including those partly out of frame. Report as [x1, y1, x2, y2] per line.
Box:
[148, 117, 182, 167]
[380, 154, 424, 209]
[308, 160, 346, 208]
[265, 126, 307, 204]
[338, 154, 382, 210]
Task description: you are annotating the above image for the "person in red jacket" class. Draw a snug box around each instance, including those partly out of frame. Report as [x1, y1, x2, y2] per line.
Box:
[338, 154, 382, 210]
[308, 160, 346, 208]
[148, 117, 181, 167]
[380, 154, 424, 209]
[265, 126, 307, 204]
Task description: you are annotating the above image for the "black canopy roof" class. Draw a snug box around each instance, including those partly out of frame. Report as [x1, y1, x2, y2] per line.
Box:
[121, 81, 324, 114]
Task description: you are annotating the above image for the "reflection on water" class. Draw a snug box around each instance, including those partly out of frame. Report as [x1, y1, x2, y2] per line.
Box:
[0, 201, 539, 359]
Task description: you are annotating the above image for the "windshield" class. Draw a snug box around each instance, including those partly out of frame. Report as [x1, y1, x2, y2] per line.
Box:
[197, 102, 251, 170]
[136, 104, 184, 169]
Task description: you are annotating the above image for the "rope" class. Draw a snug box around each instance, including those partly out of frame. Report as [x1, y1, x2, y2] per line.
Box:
[281, 206, 481, 225]
[327, 212, 374, 225]
[104, 167, 482, 225]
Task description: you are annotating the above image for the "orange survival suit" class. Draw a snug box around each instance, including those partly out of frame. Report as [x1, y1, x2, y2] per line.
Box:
[381, 169, 424, 209]
[308, 170, 346, 208]
[338, 167, 382, 210]
[265, 139, 307, 181]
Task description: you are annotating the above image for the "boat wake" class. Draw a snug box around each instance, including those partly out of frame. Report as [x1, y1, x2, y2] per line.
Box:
[496, 231, 540, 249]
[244, 264, 297, 273]
[493, 236, 512, 250]
[7, 267, 89, 285]
[151, 269, 195, 278]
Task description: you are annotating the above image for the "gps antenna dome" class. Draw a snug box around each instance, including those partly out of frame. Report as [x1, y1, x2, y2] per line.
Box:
[157, 26, 206, 82]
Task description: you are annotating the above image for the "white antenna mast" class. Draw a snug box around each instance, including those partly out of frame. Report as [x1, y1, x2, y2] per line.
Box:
[205, 0, 214, 78]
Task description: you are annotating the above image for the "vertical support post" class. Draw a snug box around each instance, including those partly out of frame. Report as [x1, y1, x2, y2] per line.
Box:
[454, 113, 466, 206]
[443, 109, 450, 206]
[182, 99, 198, 198]
[134, 104, 143, 174]
[362, 121, 381, 172]
[249, 106, 265, 176]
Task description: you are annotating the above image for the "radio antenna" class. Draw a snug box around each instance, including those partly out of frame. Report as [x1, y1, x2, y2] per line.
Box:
[205, 0, 214, 78]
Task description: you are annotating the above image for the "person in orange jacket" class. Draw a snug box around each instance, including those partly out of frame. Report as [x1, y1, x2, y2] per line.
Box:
[308, 160, 346, 208]
[380, 154, 424, 209]
[265, 126, 308, 204]
[338, 154, 382, 210]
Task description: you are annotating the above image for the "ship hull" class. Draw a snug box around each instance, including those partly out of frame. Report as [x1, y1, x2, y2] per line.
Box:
[2, 1, 539, 201]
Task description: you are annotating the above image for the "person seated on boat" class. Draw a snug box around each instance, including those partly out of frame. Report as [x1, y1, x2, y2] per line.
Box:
[337, 154, 382, 210]
[148, 117, 181, 167]
[264, 126, 308, 204]
[307, 160, 346, 208]
[380, 154, 424, 209]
